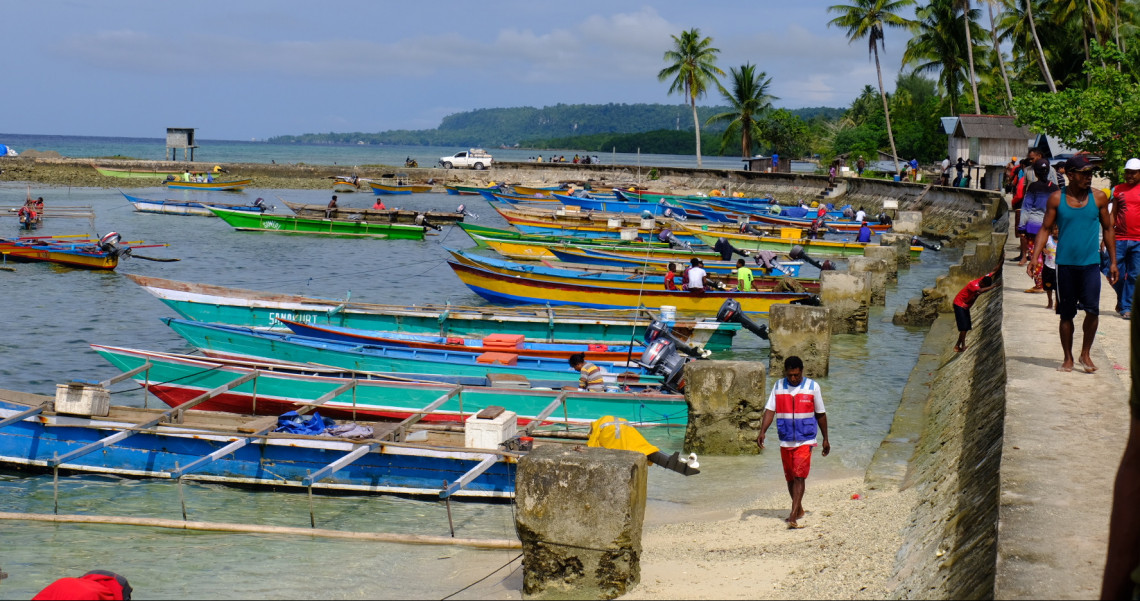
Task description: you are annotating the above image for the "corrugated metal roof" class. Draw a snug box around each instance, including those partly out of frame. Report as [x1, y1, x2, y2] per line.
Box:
[951, 115, 1034, 140]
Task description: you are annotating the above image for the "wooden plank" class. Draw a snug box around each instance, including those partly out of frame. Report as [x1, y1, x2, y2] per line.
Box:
[99, 361, 152, 388]
[237, 415, 278, 434]
[0, 405, 45, 430]
[524, 393, 568, 435]
[440, 455, 499, 498]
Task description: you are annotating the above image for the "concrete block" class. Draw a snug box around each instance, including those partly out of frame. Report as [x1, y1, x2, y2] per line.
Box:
[683, 361, 767, 455]
[880, 233, 913, 268]
[820, 271, 871, 333]
[893, 210, 923, 235]
[863, 245, 899, 282]
[848, 256, 890, 305]
[769, 304, 831, 379]
[516, 445, 647, 599]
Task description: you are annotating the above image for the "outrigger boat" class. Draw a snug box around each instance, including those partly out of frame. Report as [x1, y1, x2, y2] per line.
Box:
[0, 233, 169, 270]
[124, 274, 742, 350]
[207, 207, 430, 239]
[283, 201, 465, 225]
[121, 191, 269, 217]
[448, 260, 818, 314]
[546, 246, 807, 277]
[94, 345, 686, 426]
[677, 224, 925, 258]
[368, 174, 432, 195]
[0, 385, 516, 499]
[444, 184, 501, 196]
[92, 164, 185, 179]
[163, 179, 252, 191]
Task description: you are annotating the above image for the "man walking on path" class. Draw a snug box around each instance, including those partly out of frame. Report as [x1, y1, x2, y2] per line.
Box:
[1029, 155, 1119, 372]
[1110, 158, 1140, 320]
[757, 356, 829, 529]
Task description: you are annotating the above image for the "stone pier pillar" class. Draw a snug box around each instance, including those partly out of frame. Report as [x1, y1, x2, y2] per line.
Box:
[516, 445, 647, 599]
[683, 361, 767, 455]
[820, 271, 871, 334]
[880, 233, 913, 268]
[893, 210, 923, 235]
[848, 256, 889, 305]
[864, 245, 899, 283]
[768, 304, 831, 379]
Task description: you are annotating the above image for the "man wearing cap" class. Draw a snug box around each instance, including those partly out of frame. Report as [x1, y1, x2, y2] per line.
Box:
[1019, 159, 1059, 286]
[1111, 158, 1140, 320]
[1029, 155, 1118, 373]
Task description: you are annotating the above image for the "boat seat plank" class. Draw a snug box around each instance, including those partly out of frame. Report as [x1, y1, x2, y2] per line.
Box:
[237, 416, 279, 434]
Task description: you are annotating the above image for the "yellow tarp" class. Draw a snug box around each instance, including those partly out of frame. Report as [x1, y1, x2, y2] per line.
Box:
[587, 416, 659, 456]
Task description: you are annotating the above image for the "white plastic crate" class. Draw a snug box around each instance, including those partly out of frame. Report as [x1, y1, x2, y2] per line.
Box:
[464, 408, 517, 450]
[54, 382, 110, 417]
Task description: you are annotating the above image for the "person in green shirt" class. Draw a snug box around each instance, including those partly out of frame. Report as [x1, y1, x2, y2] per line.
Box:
[736, 259, 757, 291]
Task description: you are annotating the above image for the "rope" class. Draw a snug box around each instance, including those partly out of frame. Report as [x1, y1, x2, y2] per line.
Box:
[108, 364, 227, 394]
[440, 553, 523, 600]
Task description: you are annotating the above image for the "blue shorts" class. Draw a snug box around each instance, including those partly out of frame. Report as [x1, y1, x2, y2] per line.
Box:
[1056, 264, 1101, 320]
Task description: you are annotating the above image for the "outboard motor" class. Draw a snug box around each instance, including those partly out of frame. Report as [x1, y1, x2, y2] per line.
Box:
[655, 229, 692, 251]
[739, 222, 767, 236]
[644, 321, 712, 359]
[788, 245, 835, 271]
[253, 197, 270, 212]
[911, 235, 942, 251]
[715, 299, 769, 340]
[639, 339, 688, 393]
[414, 214, 442, 231]
[98, 232, 131, 259]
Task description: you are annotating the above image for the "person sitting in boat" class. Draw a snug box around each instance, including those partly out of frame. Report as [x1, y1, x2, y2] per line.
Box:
[856, 221, 873, 243]
[182, 170, 191, 182]
[17, 205, 37, 226]
[205, 172, 214, 183]
[569, 352, 606, 392]
[326, 195, 338, 218]
[713, 237, 750, 261]
[736, 258, 759, 291]
[373, 198, 387, 210]
[683, 258, 710, 292]
[34, 197, 44, 212]
[808, 216, 825, 240]
[664, 262, 680, 291]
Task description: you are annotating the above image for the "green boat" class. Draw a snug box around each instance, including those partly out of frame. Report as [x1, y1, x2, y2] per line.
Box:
[123, 274, 741, 351]
[458, 222, 676, 249]
[94, 345, 688, 427]
[92, 164, 183, 179]
[208, 207, 428, 239]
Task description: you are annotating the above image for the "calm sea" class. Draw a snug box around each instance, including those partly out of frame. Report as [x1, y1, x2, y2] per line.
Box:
[0, 143, 952, 599]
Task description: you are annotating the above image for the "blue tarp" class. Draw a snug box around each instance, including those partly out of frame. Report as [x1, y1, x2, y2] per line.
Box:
[782, 206, 809, 219]
[274, 411, 335, 435]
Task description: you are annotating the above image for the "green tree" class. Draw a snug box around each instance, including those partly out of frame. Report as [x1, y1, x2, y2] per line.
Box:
[1012, 42, 1140, 178]
[904, 0, 989, 114]
[759, 109, 812, 159]
[828, 0, 915, 173]
[658, 28, 725, 167]
[981, 0, 1015, 111]
[957, 0, 983, 113]
[705, 63, 777, 158]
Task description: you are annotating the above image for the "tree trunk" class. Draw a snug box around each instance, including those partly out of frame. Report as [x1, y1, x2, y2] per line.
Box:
[963, 1, 981, 114]
[1026, 0, 1057, 92]
[988, 1, 1015, 114]
[874, 47, 900, 174]
[690, 95, 702, 167]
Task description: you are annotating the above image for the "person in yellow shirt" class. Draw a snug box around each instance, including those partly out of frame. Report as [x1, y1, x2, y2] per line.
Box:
[736, 259, 758, 291]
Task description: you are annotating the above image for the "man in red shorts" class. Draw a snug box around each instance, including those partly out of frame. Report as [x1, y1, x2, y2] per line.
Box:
[757, 355, 830, 528]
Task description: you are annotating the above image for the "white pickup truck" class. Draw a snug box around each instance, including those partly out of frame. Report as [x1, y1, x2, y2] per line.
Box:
[439, 148, 493, 170]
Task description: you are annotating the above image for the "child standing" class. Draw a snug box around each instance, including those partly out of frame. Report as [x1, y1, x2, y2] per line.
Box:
[1042, 224, 1058, 310]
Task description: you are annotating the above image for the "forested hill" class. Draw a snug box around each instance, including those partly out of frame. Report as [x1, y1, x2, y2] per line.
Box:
[267, 103, 844, 147]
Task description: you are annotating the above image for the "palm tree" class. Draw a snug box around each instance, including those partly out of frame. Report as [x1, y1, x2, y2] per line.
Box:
[658, 29, 724, 167]
[904, 0, 988, 114]
[981, 0, 1015, 111]
[997, 0, 1057, 92]
[705, 64, 777, 159]
[1023, 0, 1057, 91]
[956, 0, 983, 114]
[827, 0, 914, 174]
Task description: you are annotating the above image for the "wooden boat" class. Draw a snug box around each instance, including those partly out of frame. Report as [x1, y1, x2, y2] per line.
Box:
[679, 224, 924, 258]
[553, 194, 698, 219]
[448, 260, 817, 314]
[0, 386, 515, 499]
[122, 191, 268, 217]
[207, 207, 429, 239]
[276, 319, 646, 362]
[162, 318, 665, 390]
[491, 204, 700, 242]
[92, 164, 184, 179]
[448, 248, 815, 292]
[368, 174, 433, 195]
[511, 185, 571, 197]
[546, 247, 806, 277]
[283, 201, 464, 225]
[94, 345, 685, 426]
[746, 211, 892, 233]
[163, 179, 252, 191]
[444, 184, 500, 196]
[124, 274, 741, 350]
[0, 237, 121, 270]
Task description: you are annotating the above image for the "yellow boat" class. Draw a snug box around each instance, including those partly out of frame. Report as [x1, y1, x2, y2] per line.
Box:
[675, 223, 925, 258]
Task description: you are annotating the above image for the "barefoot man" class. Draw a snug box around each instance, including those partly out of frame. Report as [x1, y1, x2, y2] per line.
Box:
[1029, 155, 1118, 372]
[757, 356, 830, 528]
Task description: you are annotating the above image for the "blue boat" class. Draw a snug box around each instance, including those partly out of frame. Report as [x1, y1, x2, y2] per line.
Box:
[122, 191, 269, 217]
[552, 194, 699, 219]
[0, 388, 515, 499]
[163, 318, 663, 389]
[540, 246, 805, 277]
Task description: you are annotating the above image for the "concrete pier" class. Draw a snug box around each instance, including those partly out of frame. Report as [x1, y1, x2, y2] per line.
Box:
[768, 304, 831, 378]
[515, 445, 648, 599]
[819, 271, 871, 334]
[682, 361, 767, 455]
[863, 245, 899, 282]
[847, 256, 889, 305]
[892, 210, 923, 235]
[880, 233, 913, 268]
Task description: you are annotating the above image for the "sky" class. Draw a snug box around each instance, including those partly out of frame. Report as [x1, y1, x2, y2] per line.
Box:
[3, 0, 919, 141]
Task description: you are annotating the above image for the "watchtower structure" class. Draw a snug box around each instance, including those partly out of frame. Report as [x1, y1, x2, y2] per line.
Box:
[166, 128, 198, 161]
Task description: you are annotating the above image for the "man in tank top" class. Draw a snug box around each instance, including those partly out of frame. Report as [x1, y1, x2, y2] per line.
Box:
[1028, 155, 1118, 373]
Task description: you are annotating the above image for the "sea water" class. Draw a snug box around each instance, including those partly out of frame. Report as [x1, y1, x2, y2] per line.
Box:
[0, 179, 956, 599]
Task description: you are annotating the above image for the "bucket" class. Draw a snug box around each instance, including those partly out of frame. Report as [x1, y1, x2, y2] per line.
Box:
[893, 174, 901, 182]
[660, 305, 677, 322]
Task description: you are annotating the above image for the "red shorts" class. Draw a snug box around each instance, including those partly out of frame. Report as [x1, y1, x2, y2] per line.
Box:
[780, 445, 813, 481]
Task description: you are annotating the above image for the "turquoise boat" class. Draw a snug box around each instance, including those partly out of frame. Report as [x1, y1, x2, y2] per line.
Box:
[163, 318, 668, 390]
[94, 345, 687, 427]
[124, 274, 740, 351]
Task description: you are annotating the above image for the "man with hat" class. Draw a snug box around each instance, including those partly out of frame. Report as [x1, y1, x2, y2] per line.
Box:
[1029, 155, 1118, 372]
[1111, 158, 1140, 320]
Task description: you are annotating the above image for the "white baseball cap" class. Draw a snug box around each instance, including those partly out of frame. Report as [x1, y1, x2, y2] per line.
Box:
[1126, 158, 1140, 171]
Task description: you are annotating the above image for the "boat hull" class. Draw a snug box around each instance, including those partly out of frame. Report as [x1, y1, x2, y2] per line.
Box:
[163, 179, 252, 191]
[369, 182, 433, 195]
[208, 207, 428, 239]
[0, 239, 117, 270]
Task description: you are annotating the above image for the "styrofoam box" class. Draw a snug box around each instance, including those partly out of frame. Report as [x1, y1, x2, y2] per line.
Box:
[464, 410, 518, 450]
[55, 383, 110, 417]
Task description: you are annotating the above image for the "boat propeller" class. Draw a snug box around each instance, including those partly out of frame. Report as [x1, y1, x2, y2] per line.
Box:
[911, 235, 942, 251]
[788, 245, 836, 271]
[715, 299, 769, 340]
[644, 320, 712, 359]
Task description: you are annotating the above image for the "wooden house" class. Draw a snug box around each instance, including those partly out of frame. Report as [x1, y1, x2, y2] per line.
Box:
[941, 115, 1034, 190]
